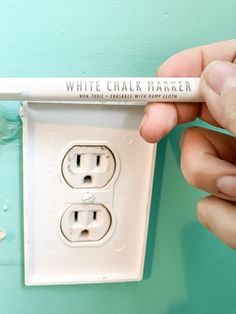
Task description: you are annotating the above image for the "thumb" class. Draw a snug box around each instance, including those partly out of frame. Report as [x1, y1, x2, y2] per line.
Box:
[201, 61, 236, 135]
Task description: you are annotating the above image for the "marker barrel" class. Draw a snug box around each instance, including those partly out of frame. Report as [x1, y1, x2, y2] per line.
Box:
[0, 77, 203, 102]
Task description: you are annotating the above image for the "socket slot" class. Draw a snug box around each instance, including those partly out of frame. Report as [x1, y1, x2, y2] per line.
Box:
[62, 145, 116, 188]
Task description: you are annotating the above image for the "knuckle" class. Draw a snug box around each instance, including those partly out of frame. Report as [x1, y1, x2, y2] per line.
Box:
[196, 196, 215, 230]
[181, 163, 200, 187]
[180, 126, 207, 188]
[180, 126, 201, 147]
[220, 89, 236, 133]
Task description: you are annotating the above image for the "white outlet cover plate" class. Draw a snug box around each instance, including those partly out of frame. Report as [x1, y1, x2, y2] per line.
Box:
[22, 101, 156, 285]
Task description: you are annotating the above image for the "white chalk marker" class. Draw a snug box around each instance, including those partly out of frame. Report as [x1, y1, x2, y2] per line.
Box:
[0, 77, 203, 102]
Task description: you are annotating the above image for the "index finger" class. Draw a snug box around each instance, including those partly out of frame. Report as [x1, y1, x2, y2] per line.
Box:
[140, 39, 236, 143]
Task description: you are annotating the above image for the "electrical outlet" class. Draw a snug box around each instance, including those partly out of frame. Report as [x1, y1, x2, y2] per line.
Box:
[62, 145, 116, 188]
[60, 204, 111, 242]
[22, 101, 156, 285]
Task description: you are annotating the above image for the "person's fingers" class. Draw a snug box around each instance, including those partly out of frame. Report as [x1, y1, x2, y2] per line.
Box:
[180, 126, 236, 200]
[141, 102, 220, 143]
[201, 61, 236, 135]
[140, 39, 236, 142]
[157, 39, 236, 77]
[140, 103, 178, 143]
[197, 195, 236, 250]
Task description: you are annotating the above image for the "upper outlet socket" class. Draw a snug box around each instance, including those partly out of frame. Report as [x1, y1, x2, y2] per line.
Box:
[62, 145, 116, 188]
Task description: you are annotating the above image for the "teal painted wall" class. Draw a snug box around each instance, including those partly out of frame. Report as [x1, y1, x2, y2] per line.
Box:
[0, 1, 236, 313]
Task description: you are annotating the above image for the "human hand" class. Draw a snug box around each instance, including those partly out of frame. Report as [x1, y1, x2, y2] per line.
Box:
[140, 40, 236, 249]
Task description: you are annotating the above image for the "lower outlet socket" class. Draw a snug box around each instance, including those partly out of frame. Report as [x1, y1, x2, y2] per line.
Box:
[60, 204, 112, 243]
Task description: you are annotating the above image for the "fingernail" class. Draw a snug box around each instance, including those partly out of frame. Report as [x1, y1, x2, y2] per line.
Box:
[217, 176, 236, 197]
[140, 113, 148, 133]
[204, 61, 236, 94]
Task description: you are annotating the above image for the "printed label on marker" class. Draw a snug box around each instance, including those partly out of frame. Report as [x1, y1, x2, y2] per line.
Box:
[63, 78, 201, 102]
